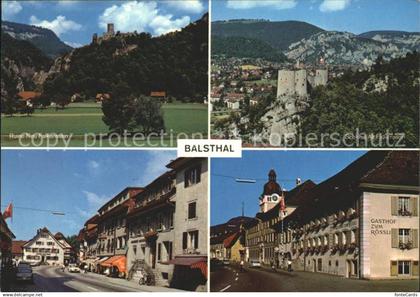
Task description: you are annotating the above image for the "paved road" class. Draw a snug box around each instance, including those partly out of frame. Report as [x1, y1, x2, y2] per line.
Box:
[210, 264, 419, 292]
[11, 266, 180, 292]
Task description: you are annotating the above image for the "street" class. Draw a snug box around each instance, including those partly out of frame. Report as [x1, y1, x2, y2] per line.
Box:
[10, 266, 181, 292]
[210, 264, 419, 292]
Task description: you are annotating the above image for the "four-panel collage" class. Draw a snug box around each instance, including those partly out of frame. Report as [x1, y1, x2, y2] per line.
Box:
[0, 0, 419, 295]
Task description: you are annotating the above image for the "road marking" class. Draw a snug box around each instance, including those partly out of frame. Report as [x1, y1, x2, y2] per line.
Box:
[235, 277, 239, 281]
[236, 273, 239, 276]
[220, 285, 232, 292]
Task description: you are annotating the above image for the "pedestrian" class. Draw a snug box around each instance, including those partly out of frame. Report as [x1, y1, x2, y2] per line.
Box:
[240, 259, 244, 272]
[287, 259, 292, 272]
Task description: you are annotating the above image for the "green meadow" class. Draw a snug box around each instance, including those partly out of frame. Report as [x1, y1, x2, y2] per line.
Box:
[1, 102, 208, 147]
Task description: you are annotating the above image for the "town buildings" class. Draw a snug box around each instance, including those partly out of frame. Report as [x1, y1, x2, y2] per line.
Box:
[241, 151, 419, 280]
[77, 157, 208, 291]
[95, 187, 143, 277]
[126, 171, 176, 286]
[22, 227, 67, 266]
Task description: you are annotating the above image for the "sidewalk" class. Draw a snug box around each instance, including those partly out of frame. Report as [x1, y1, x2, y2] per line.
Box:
[79, 271, 184, 292]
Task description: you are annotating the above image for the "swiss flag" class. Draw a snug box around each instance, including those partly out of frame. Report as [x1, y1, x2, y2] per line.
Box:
[3, 203, 13, 220]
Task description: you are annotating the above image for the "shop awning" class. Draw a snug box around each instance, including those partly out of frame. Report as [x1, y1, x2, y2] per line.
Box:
[100, 255, 127, 273]
[167, 256, 207, 279]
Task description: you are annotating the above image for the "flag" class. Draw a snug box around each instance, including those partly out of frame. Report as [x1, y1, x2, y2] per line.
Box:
[3, 203, 13, 220]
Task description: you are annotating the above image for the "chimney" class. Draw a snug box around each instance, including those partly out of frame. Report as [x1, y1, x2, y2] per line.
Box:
[296, 178, 302, 186]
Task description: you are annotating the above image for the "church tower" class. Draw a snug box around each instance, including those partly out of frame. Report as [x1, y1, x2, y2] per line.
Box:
[259, 169, 284, 213]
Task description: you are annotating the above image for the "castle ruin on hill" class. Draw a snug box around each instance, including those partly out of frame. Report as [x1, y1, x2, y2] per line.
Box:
[261, 60, 328, 145]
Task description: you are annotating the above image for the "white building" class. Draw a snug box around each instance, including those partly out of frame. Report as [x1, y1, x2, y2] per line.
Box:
[23, 227, 66, 266]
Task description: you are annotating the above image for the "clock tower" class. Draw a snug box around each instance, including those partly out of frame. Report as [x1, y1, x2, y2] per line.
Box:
[259, 169, 285, 213]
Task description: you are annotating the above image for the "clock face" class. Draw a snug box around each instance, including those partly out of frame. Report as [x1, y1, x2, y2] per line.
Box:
[271, 194, 280, 202]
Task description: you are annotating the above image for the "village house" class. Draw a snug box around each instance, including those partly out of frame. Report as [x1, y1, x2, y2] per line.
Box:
[126, 170, 176, 286]
[17, 91, 41, 107]
[95, 187, 144, 277]
[22, 227, 66, 266]
[54, 232, 75, 264]
[273, 151, 419, 279]
[166, 158, 208, 291]
[210, 216, 256, 261]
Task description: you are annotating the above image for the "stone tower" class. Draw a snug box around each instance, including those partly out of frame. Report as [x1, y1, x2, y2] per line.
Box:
[107, 23, 115, 36]
[294, 69, 307, 97]
[277, 70, 295, 97]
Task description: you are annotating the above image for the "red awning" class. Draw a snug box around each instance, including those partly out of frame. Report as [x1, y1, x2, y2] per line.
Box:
[100, 255, 127, 273]
[167, 256, 207, 279]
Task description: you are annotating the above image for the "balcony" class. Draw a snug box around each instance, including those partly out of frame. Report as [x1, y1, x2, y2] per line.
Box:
[183, 248, 200, 255]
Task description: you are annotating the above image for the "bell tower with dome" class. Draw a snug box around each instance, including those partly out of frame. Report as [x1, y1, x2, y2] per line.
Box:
[259, 169, 284, 213]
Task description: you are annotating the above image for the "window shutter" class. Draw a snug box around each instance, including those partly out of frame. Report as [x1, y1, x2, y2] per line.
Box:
[197, 165, 201, 183]
[411, 229, 418, 248]
[411, 197, 418, 216]
[328, 234, 334, 246]
[391, 229, 399, 248]
[391, 196, 398, 216]
[412, 261, 419, 276]
[345, 231, 351, 245]
[194, 231, 199, 249]
[390, 261, 398, 276]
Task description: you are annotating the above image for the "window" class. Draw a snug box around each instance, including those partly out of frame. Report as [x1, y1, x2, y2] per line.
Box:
[398, 261, 410, 275]
[398, 197, 411, 215]
[335, 260, 339, 267]
[169, 211, 174, 228]
[188, 202, 197, 219]
[317, 259, 322, 271]
[36, 241, 42, 245]
[399, 229, 410, 244]
[183, 230, 199, 251]
[184, 165, 201, 187]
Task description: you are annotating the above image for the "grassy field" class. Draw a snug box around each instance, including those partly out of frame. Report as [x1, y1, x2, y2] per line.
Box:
[1, 102, 208, 147]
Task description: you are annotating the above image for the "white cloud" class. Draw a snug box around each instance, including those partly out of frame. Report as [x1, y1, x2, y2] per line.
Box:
[164, 0, 204, 13]
[99, 1, 191, 36]
[319, 0, 351, 12]
[226, 0, 297, 10]
[135, 151, 176, 186]
[77, 190, 110, 218]
[88, 160, 100, 169]
[1, 1, 23, 20]
[29, 15, 82, 36]
[64, 41, 83, 48]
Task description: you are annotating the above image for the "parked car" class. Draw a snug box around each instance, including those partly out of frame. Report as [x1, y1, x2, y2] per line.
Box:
[68, 264, 81, 273]
[249, 260, 261, 268]
[210, 258, 223, 272]
[16, 265, 33, 283]
[30, 261, 41, 267]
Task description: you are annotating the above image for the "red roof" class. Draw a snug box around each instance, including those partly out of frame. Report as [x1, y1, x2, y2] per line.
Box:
[150, 91, 166, 97]
[223, 232, 240, 249]
[17, 91, 41, 101]
[12, 240, 26, 255]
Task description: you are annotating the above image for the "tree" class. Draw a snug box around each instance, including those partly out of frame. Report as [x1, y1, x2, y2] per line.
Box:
[132, 95, 165, 134]
[66, 235, 80, 255]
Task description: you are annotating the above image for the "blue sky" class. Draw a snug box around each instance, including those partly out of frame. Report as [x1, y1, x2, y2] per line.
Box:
[211, 150, 367, 225]
[1, 149, 176, 240]
[1, 0, 208, 47]
[212, 0, 420, 34]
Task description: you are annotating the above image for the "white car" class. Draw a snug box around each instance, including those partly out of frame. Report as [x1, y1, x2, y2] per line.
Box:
[249, 260, 261, 268]
[68, 264, 81, 273]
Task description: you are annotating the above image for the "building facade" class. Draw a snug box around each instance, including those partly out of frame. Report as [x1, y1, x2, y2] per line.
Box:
[167, 158, 208, 291]
[126, 171, 176, 286]
[273, 151, 419, 279]
[22, 227, 66, 266]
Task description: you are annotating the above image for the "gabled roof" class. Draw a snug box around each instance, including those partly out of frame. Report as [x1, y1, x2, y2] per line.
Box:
[223, 232, 241, 249]
[17, 91, 41, 101]
[23, 227, 66, 249]
[98, 187, 144, 213]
